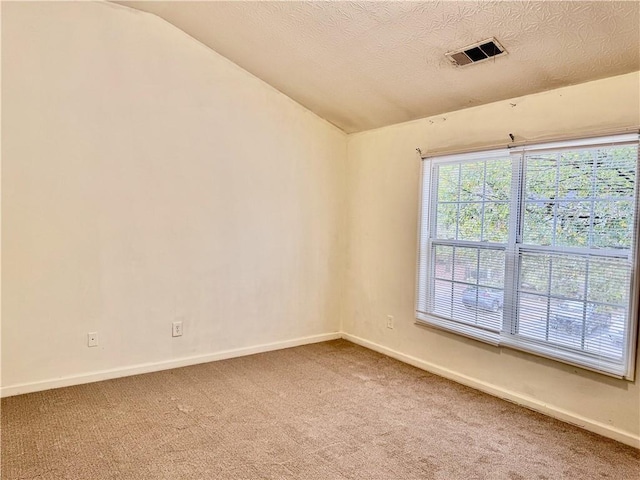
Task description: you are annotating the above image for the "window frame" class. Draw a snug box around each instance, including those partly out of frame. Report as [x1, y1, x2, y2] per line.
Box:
[415, 133, 640, 380]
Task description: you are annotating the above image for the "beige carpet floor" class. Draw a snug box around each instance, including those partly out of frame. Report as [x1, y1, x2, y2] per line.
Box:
[1, 339, 638, 479]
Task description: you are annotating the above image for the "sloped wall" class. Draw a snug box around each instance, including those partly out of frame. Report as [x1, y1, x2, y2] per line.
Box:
[1, 1, 347, 392]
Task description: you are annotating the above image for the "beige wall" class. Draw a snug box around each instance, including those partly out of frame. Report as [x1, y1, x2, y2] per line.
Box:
[1, 2, 346, 390]
[344, 71, 640, 446]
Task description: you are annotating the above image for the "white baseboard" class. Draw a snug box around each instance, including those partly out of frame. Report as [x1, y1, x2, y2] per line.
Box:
[3, 330, 637, 449]
[0, 332, 341, 399]
[341, 333, 640, 449]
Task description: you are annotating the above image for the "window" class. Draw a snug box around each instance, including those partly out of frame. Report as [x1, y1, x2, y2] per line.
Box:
[416, 134, 640, 378]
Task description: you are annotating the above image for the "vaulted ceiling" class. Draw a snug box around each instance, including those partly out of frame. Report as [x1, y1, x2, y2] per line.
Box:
[117, 1, 640, 133]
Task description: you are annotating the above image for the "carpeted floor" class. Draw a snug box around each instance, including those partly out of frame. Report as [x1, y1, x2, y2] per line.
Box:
[1, 340, 638, 479]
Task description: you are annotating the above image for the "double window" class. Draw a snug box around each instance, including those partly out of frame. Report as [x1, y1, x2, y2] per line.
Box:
[416, 134, 639, 378]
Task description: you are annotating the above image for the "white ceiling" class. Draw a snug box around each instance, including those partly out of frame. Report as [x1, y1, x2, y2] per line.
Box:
[117, 1, 640, 133]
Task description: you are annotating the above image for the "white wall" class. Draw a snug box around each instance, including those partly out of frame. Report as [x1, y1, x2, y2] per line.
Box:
[344, 72, 640, 447]
[1, 2, 346, 392]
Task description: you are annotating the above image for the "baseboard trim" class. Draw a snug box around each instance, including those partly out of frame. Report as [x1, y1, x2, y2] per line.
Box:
[0, 332, 341, 398]
[341, 333, 640, 449]
[4, 331, 637, 448]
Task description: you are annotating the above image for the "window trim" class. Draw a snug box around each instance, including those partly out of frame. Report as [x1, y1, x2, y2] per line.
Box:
[415, 133, 640, 380]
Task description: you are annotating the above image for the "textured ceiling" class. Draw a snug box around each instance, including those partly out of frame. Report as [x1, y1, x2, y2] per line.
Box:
[117, 1, 640, 133]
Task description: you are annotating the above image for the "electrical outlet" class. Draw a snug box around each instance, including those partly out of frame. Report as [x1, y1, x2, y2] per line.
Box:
[87, 332, 98, 347]
[172, 321, 183, 337]
[386, 315, 394, 329]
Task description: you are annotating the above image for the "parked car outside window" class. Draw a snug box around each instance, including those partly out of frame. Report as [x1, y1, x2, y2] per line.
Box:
[461, 286, 504, 312]
[549, 301, 612, 336]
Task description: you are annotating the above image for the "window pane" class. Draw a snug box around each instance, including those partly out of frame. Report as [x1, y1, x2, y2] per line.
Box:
[550, 255, 586, 300]
[548, 298, 587, 347]
[519, 253, 550, 294]
[557, 150, 593, 200]
[525, 154, 557, 200]
[482, 202, 509, 243]
[436, 203, 457, 239]
[458, 203, 482, 241]
[516, 295, 612, 351]
[516, 252, 630, 360]
[587, 257, 631, 306]
[524, 144, 638, 250]
[432, 276, 502, 330]
[437, 164, 459, 202]
[435, 158, 512, 245]
[523, 203, 553, 245]
[434, 245, 453, 280]
[517, 293, 550, 340]
[595, 146, 637, 198]
[584, 305, 626, 359]
[593, 200, 634, 249]
[459, 285, 502, 329]
[478, 249, 505, 288]
[455, 247, 504, 330]
[555, 201, 591, 247]
[453, 247, 478, 283]
[484, 159, 512, 201]
[433, 280, 453, 318]
[459, 162, 485, 202]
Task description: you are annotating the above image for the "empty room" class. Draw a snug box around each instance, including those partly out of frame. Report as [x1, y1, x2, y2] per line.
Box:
[2, 1, 640, 478]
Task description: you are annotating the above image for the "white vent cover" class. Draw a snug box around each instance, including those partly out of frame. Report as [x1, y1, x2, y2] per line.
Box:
[445, 38, 507, 67]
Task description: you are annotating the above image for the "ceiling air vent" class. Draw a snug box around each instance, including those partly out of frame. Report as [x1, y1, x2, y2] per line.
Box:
[445, 38, 507, 67]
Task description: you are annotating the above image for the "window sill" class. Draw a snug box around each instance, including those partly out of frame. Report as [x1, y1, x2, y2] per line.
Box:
[415, 313, 631, 380]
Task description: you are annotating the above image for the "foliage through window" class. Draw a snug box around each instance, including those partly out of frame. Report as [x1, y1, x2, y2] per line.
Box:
[416, 134, 639, 378]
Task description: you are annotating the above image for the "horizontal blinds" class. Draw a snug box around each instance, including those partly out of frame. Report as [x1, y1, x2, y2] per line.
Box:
[415, 133, 639, 378]
[506, 140, 638, 377]
[426, 148, 508, 164]
[508, 133, 639, 153]
[416, 161, 431, 315]
[418, 153, 512, 333]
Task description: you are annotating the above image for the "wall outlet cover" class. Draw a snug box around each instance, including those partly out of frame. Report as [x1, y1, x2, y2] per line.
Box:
[172, 321, 183, 337]
[87, 332, 98, 347]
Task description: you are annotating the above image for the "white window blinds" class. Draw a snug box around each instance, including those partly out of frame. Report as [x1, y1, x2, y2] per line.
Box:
[416, 133, 639, 378]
